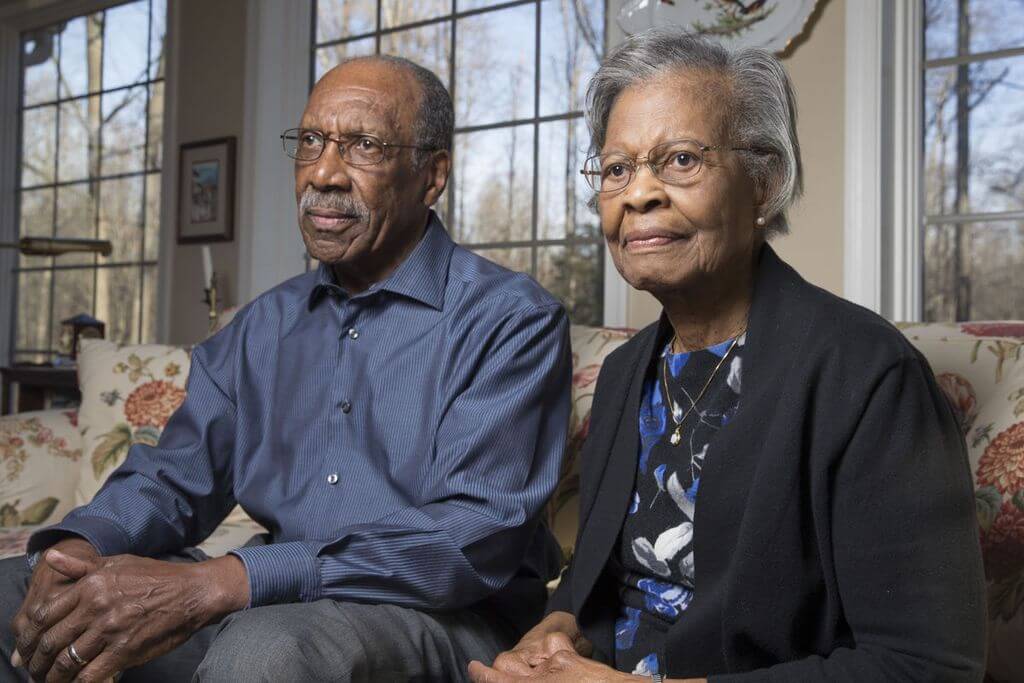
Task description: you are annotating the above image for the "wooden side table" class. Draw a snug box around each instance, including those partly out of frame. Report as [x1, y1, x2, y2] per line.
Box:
[0, 365, 80, 415]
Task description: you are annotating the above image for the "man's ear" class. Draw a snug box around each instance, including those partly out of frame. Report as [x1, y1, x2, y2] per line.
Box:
[422, 150, 451, 208]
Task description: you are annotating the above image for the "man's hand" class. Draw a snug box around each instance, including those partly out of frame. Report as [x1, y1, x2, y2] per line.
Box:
[474, 611, 592, 676]
[13, 549, 249, 682]
[10, 538, 98, 673]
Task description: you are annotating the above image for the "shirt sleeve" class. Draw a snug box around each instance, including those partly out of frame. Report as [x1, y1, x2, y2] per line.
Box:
[28, 333, 240, 559]
[710, 358, 987, 683]
[231, 302, 572, 608]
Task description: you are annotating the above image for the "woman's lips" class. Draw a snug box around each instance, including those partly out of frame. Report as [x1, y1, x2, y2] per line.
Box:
[623, 231, 691, 252]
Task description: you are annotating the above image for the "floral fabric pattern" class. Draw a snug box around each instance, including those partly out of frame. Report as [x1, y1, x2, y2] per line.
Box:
[0, 410, 82, 536]
[74, 340, 192, 505]
[613, 335, 744, 675]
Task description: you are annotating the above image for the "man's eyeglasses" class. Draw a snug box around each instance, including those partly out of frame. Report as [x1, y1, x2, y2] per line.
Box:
[580, 138, 767, 194]
[280, 128, 438, 166]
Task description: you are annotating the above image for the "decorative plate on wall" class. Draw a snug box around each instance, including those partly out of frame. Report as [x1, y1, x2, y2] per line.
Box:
[617, 0, 819, 54]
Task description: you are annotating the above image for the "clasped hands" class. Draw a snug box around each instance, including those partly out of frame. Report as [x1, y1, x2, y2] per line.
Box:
[10, 538, 247, 682]
[468, 611, 643, 683]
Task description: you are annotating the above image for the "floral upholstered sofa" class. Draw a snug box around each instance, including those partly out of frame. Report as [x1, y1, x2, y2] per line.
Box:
[1, 322, 1023, 680]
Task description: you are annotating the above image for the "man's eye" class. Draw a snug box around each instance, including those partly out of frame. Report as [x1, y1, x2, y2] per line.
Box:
[300, 133, 320, 147]
[356, 137, 380, 151]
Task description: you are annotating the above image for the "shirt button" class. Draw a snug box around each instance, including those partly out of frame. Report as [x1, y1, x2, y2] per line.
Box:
[326, 473, 339, 485]
[341, 401, 352, 414]
[347, 328, 359, 340]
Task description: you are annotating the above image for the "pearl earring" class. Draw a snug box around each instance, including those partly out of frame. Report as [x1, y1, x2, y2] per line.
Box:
[755, 216, 766, 227]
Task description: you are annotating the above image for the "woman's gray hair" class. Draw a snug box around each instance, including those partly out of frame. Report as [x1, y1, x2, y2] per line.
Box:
[586, 29, 803, 236]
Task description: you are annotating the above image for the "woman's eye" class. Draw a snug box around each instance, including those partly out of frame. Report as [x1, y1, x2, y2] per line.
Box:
[672, 152, 697, 168]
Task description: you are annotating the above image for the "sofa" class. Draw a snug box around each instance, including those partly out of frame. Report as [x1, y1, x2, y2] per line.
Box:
[1, 322, 1022, 680]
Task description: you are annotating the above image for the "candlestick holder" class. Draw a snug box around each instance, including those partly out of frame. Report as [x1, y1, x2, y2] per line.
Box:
[203, 272, 219, 334]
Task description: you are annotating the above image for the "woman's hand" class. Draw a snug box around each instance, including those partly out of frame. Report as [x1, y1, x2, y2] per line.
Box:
[470, 649, 644, 683]
[473, 610, 592, 675]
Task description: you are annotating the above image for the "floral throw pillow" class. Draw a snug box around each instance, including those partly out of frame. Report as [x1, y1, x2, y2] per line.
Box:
[548, 325, 636, 552]
[0, 409, 82, 530]
[74, 339, 192, 506]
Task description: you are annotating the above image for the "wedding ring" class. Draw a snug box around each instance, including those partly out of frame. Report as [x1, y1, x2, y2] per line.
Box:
[67, 643, 88, 667]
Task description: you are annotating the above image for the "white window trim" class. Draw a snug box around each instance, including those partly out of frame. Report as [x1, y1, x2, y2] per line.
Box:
[844, 0, 923, 322]
[237, 0, 312, 305]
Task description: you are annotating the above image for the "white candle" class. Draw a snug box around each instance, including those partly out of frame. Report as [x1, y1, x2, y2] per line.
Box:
[202, 246, 213, 290]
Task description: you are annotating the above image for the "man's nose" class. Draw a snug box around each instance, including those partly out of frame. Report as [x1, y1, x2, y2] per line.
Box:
[310, 139, 353, 190]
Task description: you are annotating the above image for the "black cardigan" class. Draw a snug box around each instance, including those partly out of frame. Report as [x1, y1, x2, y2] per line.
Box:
[547, 245, 987, 682]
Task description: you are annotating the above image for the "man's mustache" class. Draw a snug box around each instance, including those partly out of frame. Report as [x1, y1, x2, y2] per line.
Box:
[298, 188, 369, 219]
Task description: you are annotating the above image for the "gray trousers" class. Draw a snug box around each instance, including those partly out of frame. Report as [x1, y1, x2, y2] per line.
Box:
[0, 551, 516, 682]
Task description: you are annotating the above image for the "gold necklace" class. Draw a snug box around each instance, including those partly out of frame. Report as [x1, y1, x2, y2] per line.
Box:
[661, 334, 740, 447]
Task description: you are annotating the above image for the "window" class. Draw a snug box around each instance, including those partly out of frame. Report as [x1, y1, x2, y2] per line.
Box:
[922, 0, 1024, 321]
[312, 0, 605, 324]
[12, 0, 166, 363]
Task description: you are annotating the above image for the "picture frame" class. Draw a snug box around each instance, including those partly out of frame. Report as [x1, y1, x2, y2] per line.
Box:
[177, 136, 236, 244]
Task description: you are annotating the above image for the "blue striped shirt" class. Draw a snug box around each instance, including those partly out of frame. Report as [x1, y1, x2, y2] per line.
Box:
[31, 213, 572, 612]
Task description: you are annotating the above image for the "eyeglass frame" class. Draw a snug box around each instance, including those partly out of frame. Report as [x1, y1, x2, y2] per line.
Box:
[280, 128, 439, 165]
[579, 138, 769, 194]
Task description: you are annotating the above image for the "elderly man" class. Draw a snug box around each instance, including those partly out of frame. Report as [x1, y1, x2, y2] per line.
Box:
[1, 55, 570, 682]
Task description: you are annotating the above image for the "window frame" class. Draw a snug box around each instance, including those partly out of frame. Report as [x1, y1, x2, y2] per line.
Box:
[308, 0, 626, 327]
[2, 0, 174, 363]
[844, 0, 1024, 322]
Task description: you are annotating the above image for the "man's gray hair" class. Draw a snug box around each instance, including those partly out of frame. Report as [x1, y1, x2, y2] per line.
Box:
[342, 54, 454, 167]
[586, 29, 803, 236]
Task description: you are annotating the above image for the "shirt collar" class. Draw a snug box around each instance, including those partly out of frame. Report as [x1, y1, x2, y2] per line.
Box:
[308, 211, 454, 311]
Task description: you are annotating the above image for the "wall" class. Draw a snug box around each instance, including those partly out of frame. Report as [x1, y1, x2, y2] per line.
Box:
[166, 0, 247, 345]
[621, 0, 847, 328]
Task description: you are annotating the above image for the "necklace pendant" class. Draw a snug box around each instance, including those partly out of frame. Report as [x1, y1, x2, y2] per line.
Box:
[670, 429, 682, 446]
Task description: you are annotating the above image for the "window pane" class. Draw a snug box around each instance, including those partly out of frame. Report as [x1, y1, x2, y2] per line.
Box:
[102, 1, 151, 90]
[142, 264, 158, 342]
[21, 105, 56, 187]
[474, 247, 532, 273]
[314, 39, 377, 82]
[456, 0, 509, 9]
[144, 173, 162, 261]
[452, 124, 534, 243]
[926, 1, 1024, 60]
[923, 56, 1024, 216]
[59, 96, 101, 182]
[537, 118, 598, 240]
[924, 0, 957, 61]
[316, 0, 377, 43]
[51, 268, 95, 352]
[382, 0, 450, 29]
[101, 86, 148, 175]
[380, 21, 452, 87]
[147, 82, 164, 169]
[150, 0, 167, 80]
[538, 243, 603, 326]
[99, 176, 144, 261]
[56, 183, 98, 267]
[18, 189, 54, 269]
[923, 221, 1024, 321]
[57, 16, 94, 98]
[455, 4, 536, 126]
[22, 33, 58, 106]
[96, 266, 141, 344]
[540, 0, 603, 116]
[17, 270, 52, 352]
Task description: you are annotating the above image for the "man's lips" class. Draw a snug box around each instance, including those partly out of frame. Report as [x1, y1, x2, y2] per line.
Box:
[622, 229, 692, 251]
[305, 210, 359, 231]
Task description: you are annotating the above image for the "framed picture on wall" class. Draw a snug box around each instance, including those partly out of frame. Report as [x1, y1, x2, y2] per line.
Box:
[177, 136, 236, 244]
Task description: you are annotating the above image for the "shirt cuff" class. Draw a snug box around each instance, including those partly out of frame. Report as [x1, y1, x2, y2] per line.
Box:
[27, 515, 133, 557]
[230, 541, 321, 607]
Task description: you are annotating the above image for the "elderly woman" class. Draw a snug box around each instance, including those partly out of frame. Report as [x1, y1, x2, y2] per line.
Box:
[470, 29, 986, 683]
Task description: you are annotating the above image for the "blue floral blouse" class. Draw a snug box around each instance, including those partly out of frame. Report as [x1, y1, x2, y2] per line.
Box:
[613, 333, 746, 676]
